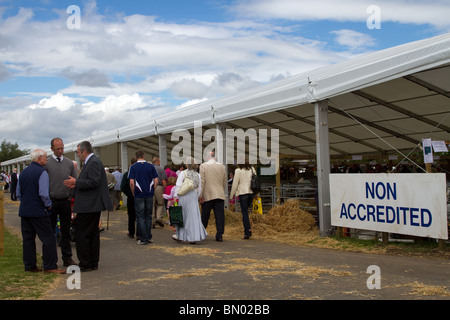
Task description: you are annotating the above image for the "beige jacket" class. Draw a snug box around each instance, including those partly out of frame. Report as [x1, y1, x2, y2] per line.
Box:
[199, 159, 227, 201]
[229, 168, 254, 199]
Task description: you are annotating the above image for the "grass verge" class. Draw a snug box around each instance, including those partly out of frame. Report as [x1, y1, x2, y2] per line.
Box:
[0, 228, 58, 300]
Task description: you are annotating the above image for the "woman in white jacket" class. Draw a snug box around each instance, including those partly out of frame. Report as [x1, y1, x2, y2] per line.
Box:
[229, 162, 255, 239]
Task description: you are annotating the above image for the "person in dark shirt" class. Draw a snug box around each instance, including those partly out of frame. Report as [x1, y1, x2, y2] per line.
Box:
[128, 150, 159, 245]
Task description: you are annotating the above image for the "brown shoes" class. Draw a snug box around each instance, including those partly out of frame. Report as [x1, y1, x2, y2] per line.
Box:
[63, 258, 77, 267]
[26, 267, 66, 274]
[44, 268, 66, 274]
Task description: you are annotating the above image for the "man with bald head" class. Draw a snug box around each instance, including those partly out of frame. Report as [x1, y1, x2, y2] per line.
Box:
[45, 137, 77, 266]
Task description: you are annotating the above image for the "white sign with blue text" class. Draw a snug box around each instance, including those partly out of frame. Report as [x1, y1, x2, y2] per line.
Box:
[330, 173, 448, 240]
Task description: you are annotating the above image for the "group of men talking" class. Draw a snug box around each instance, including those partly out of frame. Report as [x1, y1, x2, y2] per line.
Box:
[16, 137, 228, 274]
[17, 138, 111, 273]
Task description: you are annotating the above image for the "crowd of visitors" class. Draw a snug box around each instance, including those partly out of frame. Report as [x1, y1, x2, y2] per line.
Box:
[8, 141, 258, 274]
[8, 140, 449, 276]
[1, 168, 19, 201]
[121, 150, 249, 245]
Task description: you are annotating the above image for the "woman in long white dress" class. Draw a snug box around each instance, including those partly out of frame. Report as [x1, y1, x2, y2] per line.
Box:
[172, 157, 207, 244]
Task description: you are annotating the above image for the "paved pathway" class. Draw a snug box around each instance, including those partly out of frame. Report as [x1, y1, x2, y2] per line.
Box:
[3, 201, 450, 302]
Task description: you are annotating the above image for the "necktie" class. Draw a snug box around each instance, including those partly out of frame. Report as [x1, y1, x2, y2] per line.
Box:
[57, 157, 61, 162]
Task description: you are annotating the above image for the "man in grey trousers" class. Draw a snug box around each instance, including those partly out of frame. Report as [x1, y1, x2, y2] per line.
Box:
[45, 137, 78, 266]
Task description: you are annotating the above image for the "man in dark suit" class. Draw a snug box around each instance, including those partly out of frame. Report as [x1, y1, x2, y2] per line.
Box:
[64, 141, 112, 272]
[10, 168, 18, 201]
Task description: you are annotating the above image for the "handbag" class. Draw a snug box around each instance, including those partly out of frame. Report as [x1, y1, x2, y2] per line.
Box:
[177, 177, 195, 196]
[250, 167, 261, 194]
[169, 202, 183, 227]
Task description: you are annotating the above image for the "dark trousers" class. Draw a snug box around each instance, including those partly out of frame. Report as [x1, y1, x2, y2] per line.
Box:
[75, 212, 101, 270]
[238, 193, 254, 236]
[202, 199, 225, 240]
[127, 195, 136, 237]
[21, 216, 58, 271]
[10, 183, 17, 201]
[50, 198, 73, 261]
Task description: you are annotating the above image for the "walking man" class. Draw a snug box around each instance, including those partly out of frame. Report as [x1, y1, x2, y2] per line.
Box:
[199, 151, 227, 242]
[128, 150, 159, 245]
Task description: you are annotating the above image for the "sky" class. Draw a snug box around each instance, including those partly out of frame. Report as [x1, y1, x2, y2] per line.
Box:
[0, 0, 449, 152]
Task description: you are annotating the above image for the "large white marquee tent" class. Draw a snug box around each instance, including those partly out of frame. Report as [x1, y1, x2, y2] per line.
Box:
[2, 32, 449, 236]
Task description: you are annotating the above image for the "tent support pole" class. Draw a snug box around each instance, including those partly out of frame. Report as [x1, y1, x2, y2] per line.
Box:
[120, 142, 128, 172]
[120, 141, 129, 207]
[315, 100, 332, 237]
[158, 135, 167, 168]
[216, 123, 228, 206]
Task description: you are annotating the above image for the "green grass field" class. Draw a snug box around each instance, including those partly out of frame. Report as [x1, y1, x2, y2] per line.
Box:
[0, 228, 57, 300]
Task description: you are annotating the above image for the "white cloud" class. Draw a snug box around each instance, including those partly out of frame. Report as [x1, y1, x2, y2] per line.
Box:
[81, 93, 155, 114]
[177, 98, 209, 110]
[28, 93, 76, 111]
[0, 62, 11, 81]
[0, 3, 346, 86]
[170, 72, 262, 100]
[0, 0, 446, 152]
[0, 92, 169, 150]
[231, 0, 450, 30]
[170, 78, 209, 100]
[331, 29, 376, 51]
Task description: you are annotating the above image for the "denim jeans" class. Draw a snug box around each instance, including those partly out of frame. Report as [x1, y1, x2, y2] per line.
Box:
[238, 193, 254, 236]
[134, 196, 153, 243]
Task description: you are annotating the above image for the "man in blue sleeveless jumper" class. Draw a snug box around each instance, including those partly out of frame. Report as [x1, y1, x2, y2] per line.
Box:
[16, 149, 65, 273]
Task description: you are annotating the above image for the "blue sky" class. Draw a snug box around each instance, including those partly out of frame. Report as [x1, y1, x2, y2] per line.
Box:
[0, 0, 449, 150]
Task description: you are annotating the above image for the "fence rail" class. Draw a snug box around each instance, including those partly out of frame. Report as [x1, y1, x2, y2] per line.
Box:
[230, 182, 318, 215]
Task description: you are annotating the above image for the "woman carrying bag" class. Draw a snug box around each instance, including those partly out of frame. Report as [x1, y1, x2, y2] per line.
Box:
[229, 161, 255, 239]
[172, 157, 207, 244]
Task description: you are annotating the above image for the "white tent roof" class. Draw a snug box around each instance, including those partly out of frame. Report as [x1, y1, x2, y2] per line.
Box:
[2, 32, 450, 166]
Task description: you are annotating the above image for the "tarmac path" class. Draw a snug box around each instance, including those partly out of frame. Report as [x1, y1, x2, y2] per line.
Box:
[3, 200, 450, 301]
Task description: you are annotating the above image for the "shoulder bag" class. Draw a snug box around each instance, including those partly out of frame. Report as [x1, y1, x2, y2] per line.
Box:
[177, 171, 196, 196]
[250, 167, 261, 194]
